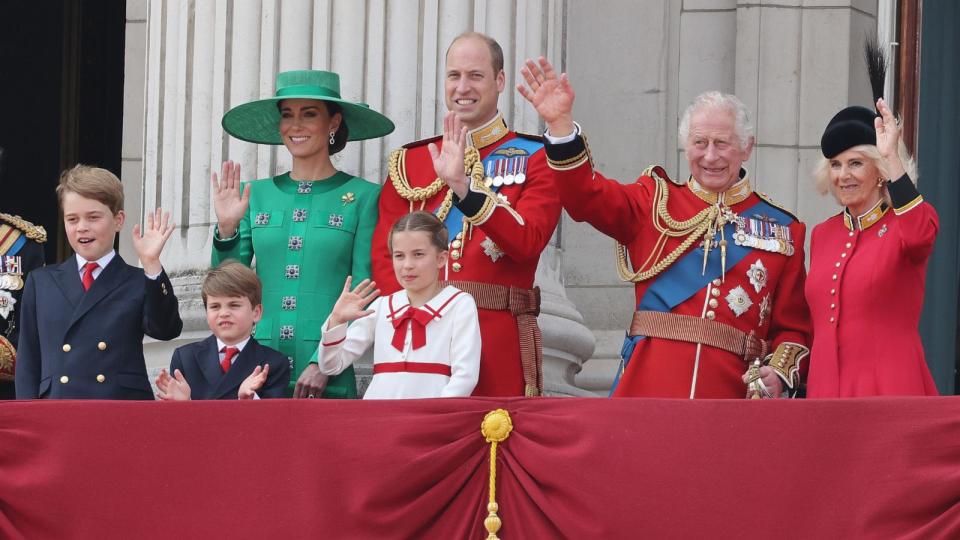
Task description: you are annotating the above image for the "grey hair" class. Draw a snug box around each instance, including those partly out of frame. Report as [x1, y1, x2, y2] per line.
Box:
[678, 91, 754, 151]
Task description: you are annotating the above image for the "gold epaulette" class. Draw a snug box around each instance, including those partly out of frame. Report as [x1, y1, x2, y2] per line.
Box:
[755, 192, 800, 223]
[0, 213, 47, 243]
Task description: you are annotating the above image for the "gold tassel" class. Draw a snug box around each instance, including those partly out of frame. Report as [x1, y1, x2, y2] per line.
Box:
[481, 409, 514, 540]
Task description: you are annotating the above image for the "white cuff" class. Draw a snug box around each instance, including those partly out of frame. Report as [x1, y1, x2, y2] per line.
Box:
[543, 121, 581, 144]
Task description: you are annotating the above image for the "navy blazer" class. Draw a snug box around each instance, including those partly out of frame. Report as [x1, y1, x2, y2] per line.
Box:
[170, 335, 290, 399]
[15, 255, 182, 399]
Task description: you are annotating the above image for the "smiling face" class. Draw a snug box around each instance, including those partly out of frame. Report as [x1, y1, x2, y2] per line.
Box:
[829, 148, 883, 216]
[278, 98, 341, 160]
[205, 294, 263, 346]
[685, 108, 754, 192]
[391, 230, 448, 299]
[444, 36, 505, 129]
[62, 191, 124, 262]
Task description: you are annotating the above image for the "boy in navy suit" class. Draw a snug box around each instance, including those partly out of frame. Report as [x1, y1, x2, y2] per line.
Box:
[155, 261, 289, 400]
[15, 165, 183, 399]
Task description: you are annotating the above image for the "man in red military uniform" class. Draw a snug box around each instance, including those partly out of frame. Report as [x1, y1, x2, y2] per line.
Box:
[372, 33, 561, 396]
[518, 57, 811, 398]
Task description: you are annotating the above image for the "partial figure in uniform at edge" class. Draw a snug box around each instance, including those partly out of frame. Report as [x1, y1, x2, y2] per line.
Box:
[0, 211, 46, 399]
[805, 40, 939, 397]
[518, 57, 812, 399]
[212, 70, 394, 399]
[0, 145, 48, 399]
[372, 32, 561, 397]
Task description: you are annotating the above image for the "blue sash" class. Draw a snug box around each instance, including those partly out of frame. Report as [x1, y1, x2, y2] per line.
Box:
[5, 235, 26, 256]
[609, 197, 794, 394]
[437, 136, 544, 240]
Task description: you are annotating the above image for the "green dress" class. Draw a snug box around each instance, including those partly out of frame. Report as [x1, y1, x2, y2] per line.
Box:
[212, 171, 379, 397]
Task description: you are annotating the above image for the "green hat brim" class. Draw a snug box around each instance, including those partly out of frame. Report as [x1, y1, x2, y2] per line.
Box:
[221, 95, 395, 145]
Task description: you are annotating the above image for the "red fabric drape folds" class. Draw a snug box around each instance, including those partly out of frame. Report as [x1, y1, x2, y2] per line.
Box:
[1, 397, 959, 539]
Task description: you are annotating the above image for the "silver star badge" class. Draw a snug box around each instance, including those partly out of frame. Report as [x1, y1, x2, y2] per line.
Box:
[725, 285, 753, 317]
[746, 259, 768, 293]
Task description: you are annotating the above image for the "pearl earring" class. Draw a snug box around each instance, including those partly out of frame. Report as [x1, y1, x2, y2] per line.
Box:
[329, 132, 336, 145]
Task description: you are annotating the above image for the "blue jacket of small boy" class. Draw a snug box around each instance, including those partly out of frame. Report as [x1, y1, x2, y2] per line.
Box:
[15, 255, 182, 399]
[170, 335, 289, 399]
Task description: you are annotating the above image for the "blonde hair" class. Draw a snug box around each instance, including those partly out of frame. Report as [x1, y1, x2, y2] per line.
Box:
[812, 141, 918, 206]
[202, 261, 263, 307]
[56, 164, 125, 215]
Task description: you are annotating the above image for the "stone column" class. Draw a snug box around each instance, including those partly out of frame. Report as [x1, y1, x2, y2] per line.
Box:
[130, 0, 596, 396]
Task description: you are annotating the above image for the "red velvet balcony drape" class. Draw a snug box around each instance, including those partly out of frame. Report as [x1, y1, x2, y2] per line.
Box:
[1, 397, 959, 539]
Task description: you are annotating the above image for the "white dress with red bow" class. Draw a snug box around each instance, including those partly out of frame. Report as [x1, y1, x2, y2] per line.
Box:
[317, 285, 481, 399]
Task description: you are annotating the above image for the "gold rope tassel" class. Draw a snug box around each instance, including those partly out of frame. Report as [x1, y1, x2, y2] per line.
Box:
[481, 409, 514, 540]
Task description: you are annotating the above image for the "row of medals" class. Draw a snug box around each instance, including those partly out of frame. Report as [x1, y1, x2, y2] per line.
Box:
[482, 157, 527, 188]
[0, 273, 23, 291]
[732, 216, 795, 256]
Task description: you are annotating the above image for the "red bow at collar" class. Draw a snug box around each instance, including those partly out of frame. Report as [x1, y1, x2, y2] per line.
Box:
[391, 306, 436, 352]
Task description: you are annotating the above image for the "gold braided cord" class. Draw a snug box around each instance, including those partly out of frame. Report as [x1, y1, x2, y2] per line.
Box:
[388, 148, 445, 202]
[615, 175, 717, 283]
[389, 147, 484, 224]
[481, 409, 513, 540]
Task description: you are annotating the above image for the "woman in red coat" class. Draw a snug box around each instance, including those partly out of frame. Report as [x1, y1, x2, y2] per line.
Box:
[805, 97, 939, 397]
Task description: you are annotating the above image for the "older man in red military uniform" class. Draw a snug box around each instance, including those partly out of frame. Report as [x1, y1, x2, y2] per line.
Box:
[518, 57, 811, 398]
[372, 33, 561, 396]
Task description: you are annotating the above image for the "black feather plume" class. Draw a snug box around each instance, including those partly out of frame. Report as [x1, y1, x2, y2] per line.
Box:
[864, 35, 887, 106]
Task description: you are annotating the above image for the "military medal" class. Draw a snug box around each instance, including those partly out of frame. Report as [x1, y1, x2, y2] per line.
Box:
[493, 159, 504, 187]
[0, 290, 15, 318]
[481, 237, 504, 262]
[0, 255, 23, 291]
[758, 294, 772, 327]
[733, 214, 794, 256]
[484, 161, 495, 188]
[503, 157, 516, 185]
[514, 156, 527, 184]
[746, 259, 768, 293]
[725, 285, 753, 317]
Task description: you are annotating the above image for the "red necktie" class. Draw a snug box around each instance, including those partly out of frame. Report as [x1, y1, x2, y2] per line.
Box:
[390, 307, 435, 352]
[81, 262, 99, 291]
[220, 347, 239, 373]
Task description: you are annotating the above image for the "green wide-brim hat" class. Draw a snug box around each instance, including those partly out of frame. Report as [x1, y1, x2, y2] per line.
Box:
[222, 70, 395, 145]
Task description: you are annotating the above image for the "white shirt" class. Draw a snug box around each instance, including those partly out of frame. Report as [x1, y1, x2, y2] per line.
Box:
[216, 336, 251, 365]
[319, 286, 481, 399]
[75, 251, 116, 281]
[75, 250, 161, 280]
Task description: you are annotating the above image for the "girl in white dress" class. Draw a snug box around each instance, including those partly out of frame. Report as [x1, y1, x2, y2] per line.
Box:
[317, 211, 481, 398]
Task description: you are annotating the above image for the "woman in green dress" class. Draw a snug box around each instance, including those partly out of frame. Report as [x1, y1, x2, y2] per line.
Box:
[212, 70, 394, 398]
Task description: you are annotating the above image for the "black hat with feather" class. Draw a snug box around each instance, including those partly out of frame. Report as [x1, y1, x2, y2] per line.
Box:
[820, 37, 887, 158]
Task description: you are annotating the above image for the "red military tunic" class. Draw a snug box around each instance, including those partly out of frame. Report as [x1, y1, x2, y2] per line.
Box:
[372, 113, 561, 396]
[544, 132, 811, 398]
[805, 175, 939, 397]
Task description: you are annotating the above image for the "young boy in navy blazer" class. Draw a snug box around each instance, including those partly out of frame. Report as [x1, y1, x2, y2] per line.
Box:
[155, 261, 289, 400]
[15, 165, 183, 399]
